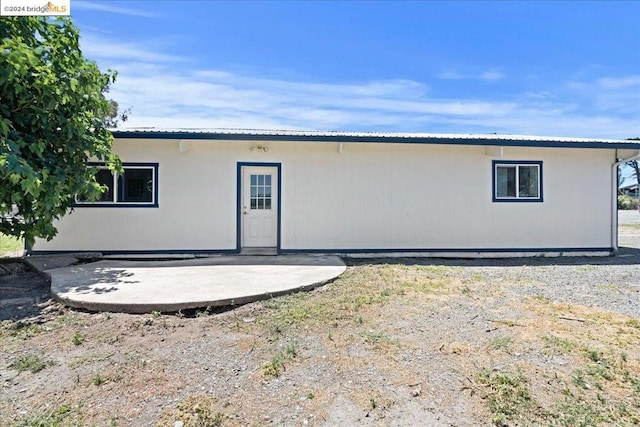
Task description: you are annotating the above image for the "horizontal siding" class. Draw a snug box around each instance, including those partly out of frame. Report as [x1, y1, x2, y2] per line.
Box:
[33, 139, 614, 253]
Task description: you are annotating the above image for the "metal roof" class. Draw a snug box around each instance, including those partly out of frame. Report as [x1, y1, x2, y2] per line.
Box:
[110, 128, 640, 149]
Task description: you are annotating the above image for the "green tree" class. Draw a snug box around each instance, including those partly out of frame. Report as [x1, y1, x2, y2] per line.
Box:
[618, 167, 626, 195]
[0, 17, 120, 244]
[626, 138, 640, 187]
[104, 99, 130, 128]
[627, 160, 639, 185]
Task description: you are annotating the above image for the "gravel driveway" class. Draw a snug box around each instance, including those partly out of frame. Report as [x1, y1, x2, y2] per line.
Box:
[619, 209, 640, 225]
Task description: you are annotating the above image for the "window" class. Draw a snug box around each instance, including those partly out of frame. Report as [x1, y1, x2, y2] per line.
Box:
[493, 161, 542, 202]
[117, 168, 154, 202]
[250, 174, 272, 210]
[76, 163, 158, 207]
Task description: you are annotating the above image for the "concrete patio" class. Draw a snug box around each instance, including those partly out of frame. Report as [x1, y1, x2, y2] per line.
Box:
[40, 255, 346, 314]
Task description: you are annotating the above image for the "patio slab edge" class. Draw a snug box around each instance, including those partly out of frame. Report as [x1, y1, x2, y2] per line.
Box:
[48, 255, 346, 314]
[51, 279, 333, 314]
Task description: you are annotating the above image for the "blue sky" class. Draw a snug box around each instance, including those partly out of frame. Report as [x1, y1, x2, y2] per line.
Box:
[71, 0, 640, 139]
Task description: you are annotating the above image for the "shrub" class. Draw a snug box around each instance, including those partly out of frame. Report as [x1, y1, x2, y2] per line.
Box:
[617, 195, 639, 210]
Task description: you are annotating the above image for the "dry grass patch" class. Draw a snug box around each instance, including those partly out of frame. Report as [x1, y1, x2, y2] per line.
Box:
[9, 353, 53, 373]
[12, 402, 89, 427]
[619, 224, 640, 234]
[475, 295, 640, 425]
[476, 367, 540, 426]
[158, 394, 226, 427]
[254, 263, 460, 335]
[0, 233, 23, 257]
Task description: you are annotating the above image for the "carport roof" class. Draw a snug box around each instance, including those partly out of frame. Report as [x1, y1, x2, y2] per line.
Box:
[111, 128, 640, 149]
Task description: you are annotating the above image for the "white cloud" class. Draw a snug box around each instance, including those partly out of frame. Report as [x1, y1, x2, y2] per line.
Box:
[82, 34, 639, 139]
[444, 111, 639, 140]
[597, 75, 640, 90]
[567, 76, 640, 118]
[438, 69, 505, 81]
[479, 70, 505, 81]
[113, 67, 640, 138]
[437, 70, 465, 80]
[523, 91, 555, 99]
[81, 35, 186, 63]
[109, 68, 518, 132]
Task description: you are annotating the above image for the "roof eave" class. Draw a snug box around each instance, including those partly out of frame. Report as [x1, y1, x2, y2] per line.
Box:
[110, 130, 640, 150]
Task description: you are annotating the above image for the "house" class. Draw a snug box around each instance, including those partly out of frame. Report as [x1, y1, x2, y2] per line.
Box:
[620, 182, 639, 199]
[31, 129, 640, 257]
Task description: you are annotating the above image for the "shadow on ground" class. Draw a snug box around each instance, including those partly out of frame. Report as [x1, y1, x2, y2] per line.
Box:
[53, 266, 138, 296]
[345, 246, 640, 267]
[0, 258, 52, 322]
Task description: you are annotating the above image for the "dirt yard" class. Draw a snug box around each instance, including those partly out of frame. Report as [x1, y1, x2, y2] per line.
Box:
[1, 226, 640, 426]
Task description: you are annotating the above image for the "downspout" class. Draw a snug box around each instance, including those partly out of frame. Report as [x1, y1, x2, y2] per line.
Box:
[612, 150, 640, 255]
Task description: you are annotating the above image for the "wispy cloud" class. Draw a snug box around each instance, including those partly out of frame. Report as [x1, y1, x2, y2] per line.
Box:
[80, 35, 186, 63]
[107, 68, 518, 131]
[597, 75, 640, 90]
[438, 69, 505, 81]
[523, 91, 555, 99]
[437, 70, 465, 80]
[83, 34, 639, 138]
[567, 76, 640, 117]
[479, 70, 505, 81]
[73, 1, 160, 18]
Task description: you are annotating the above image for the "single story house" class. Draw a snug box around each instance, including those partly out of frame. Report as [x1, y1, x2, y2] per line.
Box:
[31, 129, 640, 257]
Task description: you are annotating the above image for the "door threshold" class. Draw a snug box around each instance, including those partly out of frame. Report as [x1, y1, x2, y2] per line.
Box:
[240, 247, 278, 256]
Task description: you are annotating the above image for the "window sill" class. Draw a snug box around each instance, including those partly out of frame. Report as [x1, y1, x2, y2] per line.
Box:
[73, 203, 159, 208]
[492, 198, 543, 203]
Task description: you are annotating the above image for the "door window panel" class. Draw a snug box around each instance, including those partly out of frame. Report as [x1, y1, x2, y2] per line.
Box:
[250, 174, 272, 210]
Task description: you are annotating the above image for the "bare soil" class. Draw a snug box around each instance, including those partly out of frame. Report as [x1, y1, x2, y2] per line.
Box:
[1, 230, 640, 426]
[0, 258, 50, 321]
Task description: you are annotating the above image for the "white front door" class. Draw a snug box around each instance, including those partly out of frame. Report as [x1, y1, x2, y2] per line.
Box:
[242, 166, 278, 248]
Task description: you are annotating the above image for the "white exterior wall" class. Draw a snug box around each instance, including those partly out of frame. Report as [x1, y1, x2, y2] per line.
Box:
[33, 138, 615, 253]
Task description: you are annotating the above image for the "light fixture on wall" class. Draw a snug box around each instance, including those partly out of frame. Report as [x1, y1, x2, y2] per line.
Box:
[250, 145, 269, 152]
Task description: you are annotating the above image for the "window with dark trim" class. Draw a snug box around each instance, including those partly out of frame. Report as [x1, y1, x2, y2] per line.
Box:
[76, 163, 159, 207]
[492, 161, 543, 202]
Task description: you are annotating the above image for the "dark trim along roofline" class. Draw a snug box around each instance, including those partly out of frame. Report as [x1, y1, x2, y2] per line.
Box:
[110, 130, 640, 150]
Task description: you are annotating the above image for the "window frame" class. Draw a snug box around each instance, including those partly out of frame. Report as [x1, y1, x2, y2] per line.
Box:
[492, 160, 543, 203]
[75, 162, 159, 208]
